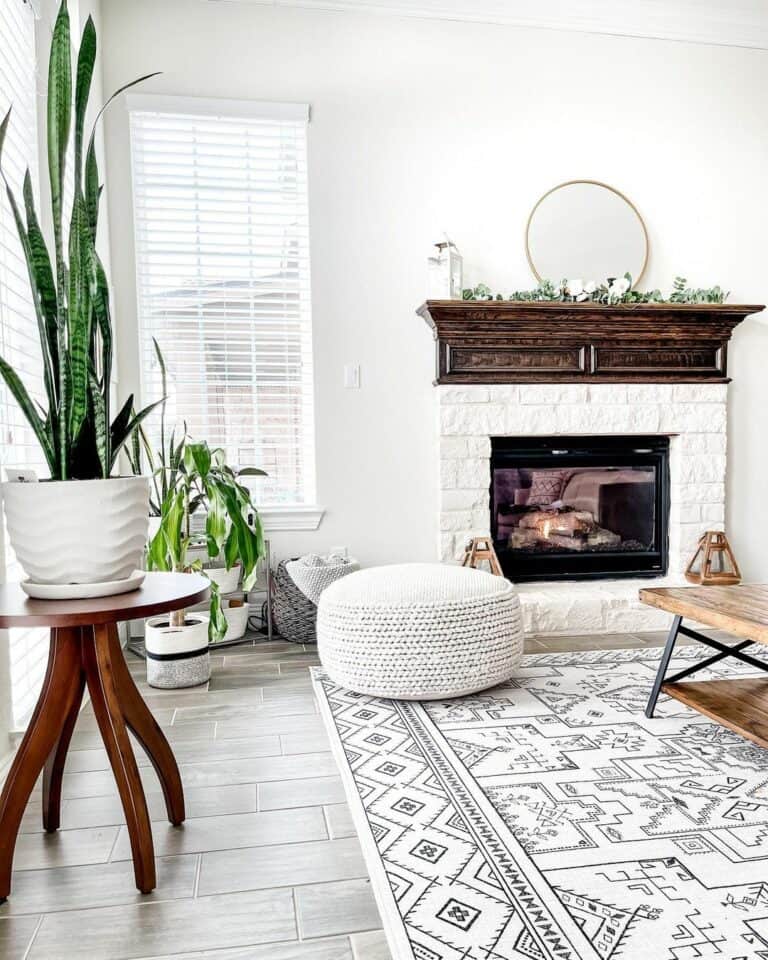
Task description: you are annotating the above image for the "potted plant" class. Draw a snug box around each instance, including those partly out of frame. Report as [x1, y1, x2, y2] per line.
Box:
[144, 440, 266, 685]
[128, 343, 264, 629]
[127, 338, 187, 535]
[0, 2, 161, 597]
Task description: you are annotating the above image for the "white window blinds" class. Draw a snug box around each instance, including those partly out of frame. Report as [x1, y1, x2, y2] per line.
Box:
[0, 0, 48, 727]
[128, 96, 316, 506]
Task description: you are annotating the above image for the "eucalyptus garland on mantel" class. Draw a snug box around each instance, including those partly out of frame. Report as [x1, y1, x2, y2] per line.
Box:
[462, 275, 728, 305]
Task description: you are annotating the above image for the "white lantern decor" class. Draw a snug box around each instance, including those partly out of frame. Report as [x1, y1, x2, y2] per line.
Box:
[428, 238, 463, 299]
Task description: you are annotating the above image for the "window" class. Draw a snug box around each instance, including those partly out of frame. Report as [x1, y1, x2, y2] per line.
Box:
[0, 0, 48, 727]
[128, 96, 316, 508]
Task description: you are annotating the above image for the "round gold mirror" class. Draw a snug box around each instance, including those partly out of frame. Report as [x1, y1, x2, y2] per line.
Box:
[525, 180, 649, 287]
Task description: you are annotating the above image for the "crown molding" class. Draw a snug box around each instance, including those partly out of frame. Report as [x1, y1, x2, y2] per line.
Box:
[206, 0, 768, 51]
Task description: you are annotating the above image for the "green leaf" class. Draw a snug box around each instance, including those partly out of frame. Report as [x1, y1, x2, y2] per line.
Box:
[82, 71, 162, 234]
[165, 489, 187, 570]
[110, 393, 133, 441]
[0, 356, 55, 472]
[74, 15, 96, 183]
[84, 138, 100, 236]
[185, 441, 211, 480]
[108, 398, 163, 470]
[67, 196, 91, 438]
[153, 336, 167, 388]
[236, 466, 268, 477]
[216, 481, 263, 590]
[56, 320, 69, 479]
[206, 583, 227, 643]
[0, 107, 11, 164]
[88, 369, 108, 476]
[204, 484, 227, 559]
[244, 516, 265, 591]
[223, 527, 239, 570]
[90, 250, 112, 374]
[148, 487, 185, 572]
[126, 421, 141, 476]
[22, 171, 58, 373]
[47, 0, 72, 266]
[147, 511, 173, 572]
[3, 172, 58, 417]
[173, 433, 186, 469]
[0, 138, 63, 475]
[88, 248, 112, 457]
[153, 337, 167, 478]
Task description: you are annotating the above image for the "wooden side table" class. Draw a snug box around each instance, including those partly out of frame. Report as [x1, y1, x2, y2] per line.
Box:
[641, 584, 768, 745]
[0, 572, 209, 901]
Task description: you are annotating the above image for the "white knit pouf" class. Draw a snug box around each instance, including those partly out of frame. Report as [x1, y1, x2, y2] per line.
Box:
[317, 563, 523, 700]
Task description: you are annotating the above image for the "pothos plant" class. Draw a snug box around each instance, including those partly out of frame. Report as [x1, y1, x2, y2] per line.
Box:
[0, 0, 161, 479]
[147, 441, 267, 641]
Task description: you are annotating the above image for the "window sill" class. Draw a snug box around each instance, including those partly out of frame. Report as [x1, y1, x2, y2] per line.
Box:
[258, 505, 325, 532]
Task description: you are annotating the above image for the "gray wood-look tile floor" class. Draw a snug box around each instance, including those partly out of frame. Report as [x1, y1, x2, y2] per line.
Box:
[0, 630, 679, 959]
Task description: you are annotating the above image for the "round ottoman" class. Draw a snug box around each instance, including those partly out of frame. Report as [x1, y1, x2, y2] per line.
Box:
[317, 563, 523, 699]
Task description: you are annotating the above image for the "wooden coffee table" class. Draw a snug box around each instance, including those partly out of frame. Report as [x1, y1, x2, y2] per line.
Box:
[641, 584, 768, 746]
[0, 572, 209, 902]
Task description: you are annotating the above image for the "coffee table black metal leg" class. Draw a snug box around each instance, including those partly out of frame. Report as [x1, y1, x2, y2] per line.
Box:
[645, 615, 682, 719]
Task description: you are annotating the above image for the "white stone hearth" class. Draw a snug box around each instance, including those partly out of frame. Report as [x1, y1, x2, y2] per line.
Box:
[438, 382, 728, 636]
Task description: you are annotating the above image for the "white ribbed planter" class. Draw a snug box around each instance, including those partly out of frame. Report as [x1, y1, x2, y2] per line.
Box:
[2, 476, 149, 596]
[219, 601, 249, 643]
[198, 601, 249, 644]
[205, 563, 241, 594]
[145, 614, 210, 688]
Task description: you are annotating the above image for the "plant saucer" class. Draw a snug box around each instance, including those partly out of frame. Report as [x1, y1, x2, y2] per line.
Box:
[21, 570, 146, 600]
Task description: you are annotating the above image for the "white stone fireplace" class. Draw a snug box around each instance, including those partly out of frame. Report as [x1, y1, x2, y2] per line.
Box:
[438, 382, 727, 635]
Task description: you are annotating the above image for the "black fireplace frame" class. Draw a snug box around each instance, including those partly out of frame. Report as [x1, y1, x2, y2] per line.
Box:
[490, 435, 670, 582]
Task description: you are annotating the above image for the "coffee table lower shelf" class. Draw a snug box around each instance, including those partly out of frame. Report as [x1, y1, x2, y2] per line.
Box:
[662, 677, 768, 748]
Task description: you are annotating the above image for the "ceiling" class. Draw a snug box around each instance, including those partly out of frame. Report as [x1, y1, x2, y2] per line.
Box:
[206, 0, 768, 50]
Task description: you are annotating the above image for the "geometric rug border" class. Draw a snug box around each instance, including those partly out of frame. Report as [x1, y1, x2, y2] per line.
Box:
[312, 670, 418, 960]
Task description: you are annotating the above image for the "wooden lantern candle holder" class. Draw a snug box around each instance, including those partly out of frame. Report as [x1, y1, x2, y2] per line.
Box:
[461, 537, 503, 577]
[685, 531, 741, 586]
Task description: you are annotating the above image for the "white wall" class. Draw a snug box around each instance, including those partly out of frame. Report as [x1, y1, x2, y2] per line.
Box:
[99, 0, 768, 576]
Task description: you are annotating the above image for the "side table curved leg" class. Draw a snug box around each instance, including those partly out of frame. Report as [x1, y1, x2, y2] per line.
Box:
[106, 623, 185, 826]
[83, 624, 156, 895]
[43, 631, 86, 832]
[0, 627, 83, 901]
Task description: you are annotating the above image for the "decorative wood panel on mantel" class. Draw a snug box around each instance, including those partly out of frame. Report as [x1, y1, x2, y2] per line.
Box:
[418, 301, 764, 385]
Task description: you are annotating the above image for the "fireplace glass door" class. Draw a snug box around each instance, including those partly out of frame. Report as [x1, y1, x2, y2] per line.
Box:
[491, 436, 669, 581]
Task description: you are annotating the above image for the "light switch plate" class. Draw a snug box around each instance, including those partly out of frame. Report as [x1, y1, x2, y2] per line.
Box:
[344, 363, 361, 389]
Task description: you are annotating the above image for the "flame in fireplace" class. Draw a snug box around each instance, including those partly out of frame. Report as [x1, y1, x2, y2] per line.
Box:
[542, 520, 551, 539]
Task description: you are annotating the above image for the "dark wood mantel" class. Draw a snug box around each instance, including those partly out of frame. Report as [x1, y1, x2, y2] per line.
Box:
[418, 300, 764, 384]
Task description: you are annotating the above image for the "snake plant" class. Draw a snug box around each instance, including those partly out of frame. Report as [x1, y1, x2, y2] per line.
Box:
[0, 0, 161, 480]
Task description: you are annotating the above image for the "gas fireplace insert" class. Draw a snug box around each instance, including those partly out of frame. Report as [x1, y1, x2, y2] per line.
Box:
[491, 435, 670, 582]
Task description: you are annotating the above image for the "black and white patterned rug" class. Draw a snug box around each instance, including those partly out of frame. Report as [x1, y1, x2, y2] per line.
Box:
[312, 645, 768, 960]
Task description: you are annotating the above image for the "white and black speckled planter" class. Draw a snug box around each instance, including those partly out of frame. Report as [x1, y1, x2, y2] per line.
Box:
[145, 615, 211, 689]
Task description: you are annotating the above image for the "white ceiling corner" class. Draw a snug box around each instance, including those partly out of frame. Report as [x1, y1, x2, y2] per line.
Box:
[205, 0, 768, 51]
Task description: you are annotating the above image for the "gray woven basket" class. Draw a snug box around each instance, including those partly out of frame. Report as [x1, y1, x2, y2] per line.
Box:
[271, 560, 318, 644]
